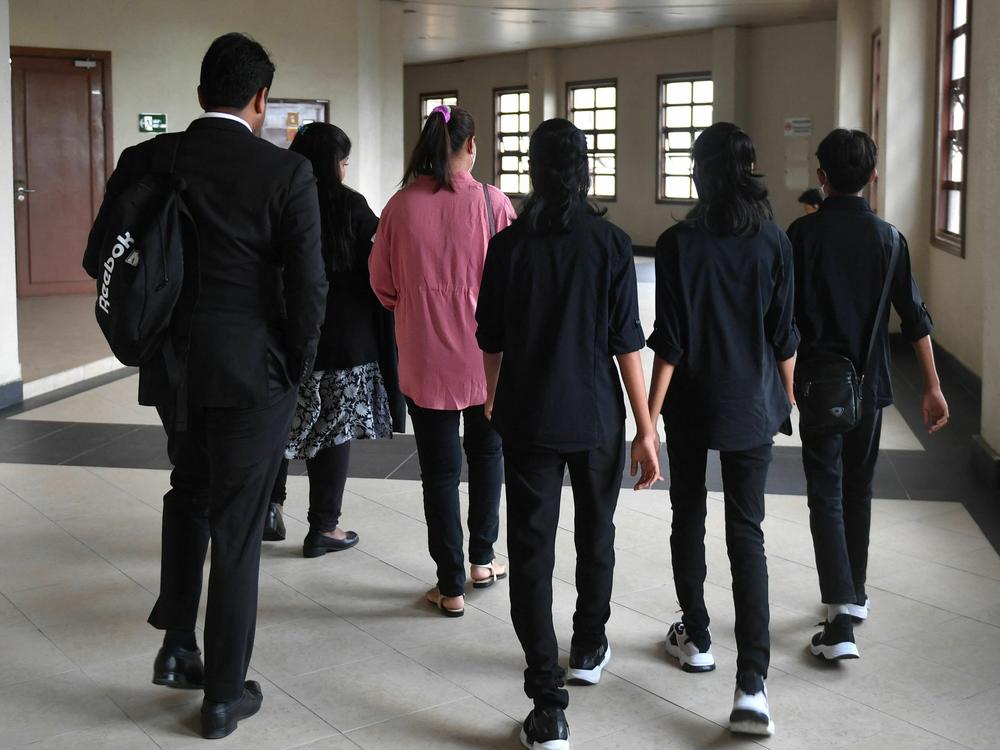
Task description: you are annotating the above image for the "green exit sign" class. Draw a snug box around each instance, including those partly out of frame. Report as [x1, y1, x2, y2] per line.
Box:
[138, 113, 167, 133]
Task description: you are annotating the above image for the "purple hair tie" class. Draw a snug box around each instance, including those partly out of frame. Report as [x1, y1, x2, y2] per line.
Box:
[431, 104, 452, 123]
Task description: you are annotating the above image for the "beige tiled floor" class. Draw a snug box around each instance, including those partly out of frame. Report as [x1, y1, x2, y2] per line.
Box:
[0, 459, 998, 749]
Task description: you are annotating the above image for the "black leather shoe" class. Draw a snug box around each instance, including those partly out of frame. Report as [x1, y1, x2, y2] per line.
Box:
[303, 529, 359, 558]
[201, 680, 263, 740]
[263, 503, 286, 541]
[520, 706, 569, 749]
[152, 645, 204, 689]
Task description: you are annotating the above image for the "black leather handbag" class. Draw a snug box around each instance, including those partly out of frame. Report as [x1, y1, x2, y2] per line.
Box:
[795, 227, 900, 435]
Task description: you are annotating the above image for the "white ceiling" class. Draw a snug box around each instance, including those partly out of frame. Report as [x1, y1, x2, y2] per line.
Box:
[401, 0, 838, 64]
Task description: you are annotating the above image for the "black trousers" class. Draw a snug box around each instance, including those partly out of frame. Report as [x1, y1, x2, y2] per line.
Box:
[801, 408, 883, 605]
[667, 438, 771, 679]
[270, 441, 352, 532]
[149, 387, 297, 702]
[407, 401, 503, 597]
[504, 428, 625, 711]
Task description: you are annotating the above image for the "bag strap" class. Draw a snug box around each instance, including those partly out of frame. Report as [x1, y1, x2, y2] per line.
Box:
[482, 182, 496, 238]
[152, 132, 184, 175]
[861, 226, 901, 379]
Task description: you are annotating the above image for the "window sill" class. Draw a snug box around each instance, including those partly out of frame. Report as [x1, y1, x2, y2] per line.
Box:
[932, 233, 964, 258]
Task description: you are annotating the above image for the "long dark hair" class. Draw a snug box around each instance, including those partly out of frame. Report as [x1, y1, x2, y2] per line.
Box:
[402, 105, 475, 192]
[290, 123, 356, 271]
[519, 118, 605, 234]
[687, 122, 772, 237]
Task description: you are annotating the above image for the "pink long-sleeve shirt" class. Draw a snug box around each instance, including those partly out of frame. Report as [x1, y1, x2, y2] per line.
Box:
[369, 171, 516, 410]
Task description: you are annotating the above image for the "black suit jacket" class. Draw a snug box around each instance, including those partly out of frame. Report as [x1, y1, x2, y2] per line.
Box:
[84, 116, 328, 409]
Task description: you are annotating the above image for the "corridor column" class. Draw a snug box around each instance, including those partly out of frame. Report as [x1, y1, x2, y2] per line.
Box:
[0, 0, 22, 409]
[969, 0, 1000, 487]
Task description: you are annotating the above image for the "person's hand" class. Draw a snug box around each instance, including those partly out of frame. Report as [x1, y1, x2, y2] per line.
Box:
[922, 387, 949, 433]
[484, 397, 494, 422]
[630, 431, 663, 490]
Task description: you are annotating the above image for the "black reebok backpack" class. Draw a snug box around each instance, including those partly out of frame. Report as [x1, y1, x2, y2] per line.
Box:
[90, 135, 195, 367]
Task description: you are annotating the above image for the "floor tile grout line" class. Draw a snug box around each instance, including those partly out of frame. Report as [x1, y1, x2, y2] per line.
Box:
[340, 694, 485, 736]
[384, 449, 417, 480]
[57, 424, 148, 467]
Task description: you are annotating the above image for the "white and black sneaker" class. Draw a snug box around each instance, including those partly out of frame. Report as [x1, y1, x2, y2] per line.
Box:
[809, 613, 860, 660]
[665, 622, 715, 673]
[567, 637, 610, 685]
[520, 706, 570, 750]
[729, 671, 774, 737]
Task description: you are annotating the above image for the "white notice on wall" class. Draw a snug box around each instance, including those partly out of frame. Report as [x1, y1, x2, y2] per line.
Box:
[783, 117, 813, 137]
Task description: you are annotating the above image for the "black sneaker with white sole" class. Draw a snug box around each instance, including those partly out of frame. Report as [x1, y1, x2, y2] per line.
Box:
[567, 637, 610, 685]
[520, 706, 569, 750]
[665, 622, 715, 673]
[729, 670, 774, 737]
[809, 613, 860, 660]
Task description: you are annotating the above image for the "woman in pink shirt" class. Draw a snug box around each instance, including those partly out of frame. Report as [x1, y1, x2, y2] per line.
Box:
[370, 105, 516, 617]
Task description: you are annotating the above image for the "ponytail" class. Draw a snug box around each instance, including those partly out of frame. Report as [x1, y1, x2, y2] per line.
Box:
[403, 105, 476, 192]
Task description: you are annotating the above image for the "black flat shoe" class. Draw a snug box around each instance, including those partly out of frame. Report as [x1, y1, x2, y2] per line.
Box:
[201, 680, 263, 740]
[262, 503, 286, 541]
[303, 529, 359, 558]
[152, 645, 204, 689]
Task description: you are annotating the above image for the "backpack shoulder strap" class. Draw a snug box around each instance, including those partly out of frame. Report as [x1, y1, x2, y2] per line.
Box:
[861, 226, 901, 377]
[151, 133, 184, 175]
[482, 182, 496, 238]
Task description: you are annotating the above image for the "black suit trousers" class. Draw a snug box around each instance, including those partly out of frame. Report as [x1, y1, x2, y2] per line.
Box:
[148, 386, 297, 702]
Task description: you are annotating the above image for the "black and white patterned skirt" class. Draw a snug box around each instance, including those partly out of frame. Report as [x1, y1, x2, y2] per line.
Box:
[285, 361, 393, 460]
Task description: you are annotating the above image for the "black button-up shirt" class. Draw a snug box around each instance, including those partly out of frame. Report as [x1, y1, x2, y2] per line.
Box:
[787, 196, 933, 411]
[647, 219, 799, 452]
[476, 211, 645, 451]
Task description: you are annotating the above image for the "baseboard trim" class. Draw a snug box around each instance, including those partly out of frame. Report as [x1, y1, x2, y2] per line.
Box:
[972, 435, 1000, 490]
[0, 379, 23, 410]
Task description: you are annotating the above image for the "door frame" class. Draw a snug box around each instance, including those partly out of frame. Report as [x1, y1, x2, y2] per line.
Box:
[11, 46, 113, 296]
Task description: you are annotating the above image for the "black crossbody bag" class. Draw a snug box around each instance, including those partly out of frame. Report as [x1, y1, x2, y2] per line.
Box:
[795, 227, 900, 435]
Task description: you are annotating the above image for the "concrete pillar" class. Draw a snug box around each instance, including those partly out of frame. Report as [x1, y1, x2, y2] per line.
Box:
[527, 48, 558, 127]
[711, 27, 749, 127]
[354, 0, 404, 212]
[878, 0, 935, 281]
[834, 0, 873, 129]
[967, 0, 1000, 485]
[0, 0, 22, 408]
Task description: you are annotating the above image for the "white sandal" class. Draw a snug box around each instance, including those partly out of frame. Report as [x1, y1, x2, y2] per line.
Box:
[425, 587, 464, 617]
[471, 560, 508, 589]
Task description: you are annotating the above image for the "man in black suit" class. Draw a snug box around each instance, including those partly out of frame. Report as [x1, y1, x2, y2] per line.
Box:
[83, 33, 327, 739]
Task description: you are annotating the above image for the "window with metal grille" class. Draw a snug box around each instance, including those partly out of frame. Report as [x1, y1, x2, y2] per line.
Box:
[494, 88, 530, 196]
[932, 0, 971, 255]
[567, 81, 617, 199]
[658, 74, 713, 202]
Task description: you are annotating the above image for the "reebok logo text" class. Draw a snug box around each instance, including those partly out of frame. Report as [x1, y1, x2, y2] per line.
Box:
[97, 231, 135, 314]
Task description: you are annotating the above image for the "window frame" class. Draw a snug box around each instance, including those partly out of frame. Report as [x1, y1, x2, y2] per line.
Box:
[566, 78, 618, 202]
[869, 29, 882, 213]
[418, 90, 458, 130]
[492, 85, 531, 197]
[931, 0, 972, 257]
[655, 71, 713, 205]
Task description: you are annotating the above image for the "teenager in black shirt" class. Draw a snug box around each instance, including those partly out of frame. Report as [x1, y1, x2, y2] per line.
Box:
[788, 129, 948, 661]
[647, 122, 798, 738]
[477, 118, 660, 750]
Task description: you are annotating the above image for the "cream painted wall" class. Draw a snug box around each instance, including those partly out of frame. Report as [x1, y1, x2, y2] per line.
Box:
[403, 23, 836, 246]
[835, 0, 873, 129]
[877, 0, 983, 376]
[966, 1, 1000, 448]
[0, 0, 21, 392]
[8, 0, 393, 199]
[746, 22, 837, 227]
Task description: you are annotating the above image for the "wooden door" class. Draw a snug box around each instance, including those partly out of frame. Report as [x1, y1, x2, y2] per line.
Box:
[12, 48, 112, 297]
